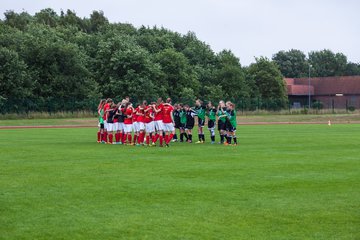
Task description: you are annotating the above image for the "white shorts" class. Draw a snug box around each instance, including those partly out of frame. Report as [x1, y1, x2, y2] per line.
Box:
[145, 122, 155, 133]
[107, 123, 114, 132]
[124, 124, 133, 133]
[163, 123, 175, 132]
[133, 122, 140, 132]
[138, 122, 145, 131]
[117, 122, 125, 132]
[154, 120, 164, 131]
[104, 120, 108, 130]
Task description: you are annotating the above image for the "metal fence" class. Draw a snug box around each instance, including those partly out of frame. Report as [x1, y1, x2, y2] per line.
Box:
[0, 97, 357, 115]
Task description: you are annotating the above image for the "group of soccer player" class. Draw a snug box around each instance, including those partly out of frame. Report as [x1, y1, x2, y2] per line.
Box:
[96, 97, 238, 147]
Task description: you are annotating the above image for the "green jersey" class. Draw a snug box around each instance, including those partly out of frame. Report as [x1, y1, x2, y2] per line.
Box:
[217, 107, 227, 123]
[195, 105, 206, 120]
[99, 109, 104, 124]
[180, 109, 187, 124]
[207, 107, 217, 121]
[227, 109, 237, 128]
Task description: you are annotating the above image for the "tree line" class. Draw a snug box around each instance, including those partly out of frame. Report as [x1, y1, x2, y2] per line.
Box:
[0, 9, 359, 113]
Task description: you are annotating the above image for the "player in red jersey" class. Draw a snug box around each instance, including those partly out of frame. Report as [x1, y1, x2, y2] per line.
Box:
[136, 101, 147, 146]
[123, 102, 134, 145]
[144, 102, 156, 146]
[153, 98, 165, 146]
[162, 98, 175, 147]
[132, 104, 140, 145]
[103, 98, 113, 143]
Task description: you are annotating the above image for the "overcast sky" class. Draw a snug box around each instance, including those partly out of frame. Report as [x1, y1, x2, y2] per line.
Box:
[1, 0, 359, 66]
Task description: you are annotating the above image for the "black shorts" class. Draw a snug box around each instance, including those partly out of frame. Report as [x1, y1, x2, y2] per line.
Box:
[185, 123, 194, 130]
[198, 118, 205, 127]
[100, 123, 104, 129]
[174, 122, 181, 129]
[226, 121, 236, 132]
[179, 123, 186, 130]
[208, 120, 215, 129]
[218, 121, 226, 131]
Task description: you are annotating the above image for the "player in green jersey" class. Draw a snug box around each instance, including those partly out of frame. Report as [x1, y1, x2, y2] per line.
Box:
[179, 104, 188, 142]
[97, 99, 106, 143]
[217, 100, 227, 144]
[225, 101, 237, 146]
[206, 101, 217, 144]
[195, 99, 206, 143]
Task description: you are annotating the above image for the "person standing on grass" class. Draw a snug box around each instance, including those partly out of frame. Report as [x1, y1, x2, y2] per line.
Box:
[179, 103, 188, 142]
[136, 101, 147, 146]
[97, 99, 106, 143]
[162, 98, 175, 147]
[106, 103, 117, 144]
[172, 103, 180, 142]
[195, 99, 206, 144]
[153, 98, 165, 147]
[114, 101, 125, 144]
[224, 101, 238, 146]
[123, 102, 134, 145]
[206, 101, 217, 144]
[184, 104, 196, 143]
[144, 102, 156, 146]
[217, 100, 227, 144]
[103, 98, 113, 143]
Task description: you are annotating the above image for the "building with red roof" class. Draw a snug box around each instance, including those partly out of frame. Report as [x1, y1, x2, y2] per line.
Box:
[285, 76, 360, 109]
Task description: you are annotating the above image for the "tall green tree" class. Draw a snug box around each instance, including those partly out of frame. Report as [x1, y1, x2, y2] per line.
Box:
[272, 49, 308, 78]
[248, 57, 288, 109]
[213, 50, 249, 101]
[0, 47, 32, 100]
[308, 49, 347, 77]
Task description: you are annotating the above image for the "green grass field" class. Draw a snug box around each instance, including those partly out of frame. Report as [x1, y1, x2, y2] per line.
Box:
[1, 124, 359, 239]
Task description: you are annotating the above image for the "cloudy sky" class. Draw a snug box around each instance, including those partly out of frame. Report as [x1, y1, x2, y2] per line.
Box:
[1, 0, 359, 65]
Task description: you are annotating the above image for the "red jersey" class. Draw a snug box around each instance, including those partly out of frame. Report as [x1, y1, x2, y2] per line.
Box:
[144, 106, 154, 123]
[162, 104, 174, 123]
[154, 104, 163, 121]
[103, 103, 110, 120]
[132, 106, 139, 122]
[124, 107, 133, 124]
[137, 106, 146, 123]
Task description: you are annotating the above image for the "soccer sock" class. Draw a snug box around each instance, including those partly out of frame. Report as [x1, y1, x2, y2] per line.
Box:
[164, 135, 168, 144]
[167, 134, 174, 144]
[115, 133, 119, 143]
[198, 134, 201, 141]
[211, 135, 215, 142]
[134, 134, 138, 144]
[154, 133, 160, 143]
[104, 132, 108, 142]
[142, 132, 146, 143]
[159, 135, 163, 146]
[128, 133, 132, 144]
[184, 133, 188, 140]
[151, 134, 156, 143]
[220, 134, 224, 143]
[173, 134, 178, 140]
[122, 133, 126, 143]
[146, 135, 150, 145]
[109, 134, 113, 144]
[119, 132, 123, 143]
[233, 136, 237, 144]
[227, 135, 232, 144]
[201, 134, 205, 142]
[188, 134, 192, 142]
[180, 133, 184, 141]
[97, 131, 101, 142]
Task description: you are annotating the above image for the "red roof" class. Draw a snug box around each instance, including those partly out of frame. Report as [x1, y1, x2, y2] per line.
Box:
[285, 76, 360, 96]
